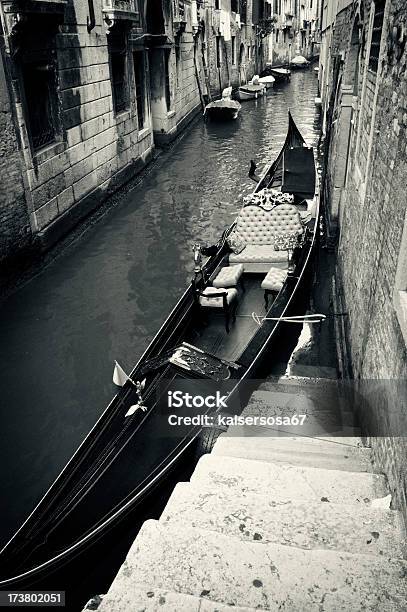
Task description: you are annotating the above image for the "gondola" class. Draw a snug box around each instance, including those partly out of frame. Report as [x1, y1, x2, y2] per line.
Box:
[0, 112, 319, 590]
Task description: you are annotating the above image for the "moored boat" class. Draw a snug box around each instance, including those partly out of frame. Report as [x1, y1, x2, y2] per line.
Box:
[262, 66, 291, 82]
[0, 112, 320, 590]
[238, 76, 266, 101]
[290, 55, 310, 69]
[258, 75, 275, 89]
[204, 87, 241, 121]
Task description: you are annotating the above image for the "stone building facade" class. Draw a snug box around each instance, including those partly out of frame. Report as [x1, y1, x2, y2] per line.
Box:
[267, 0, 320, 66]
[0, 42, 31, 264]
[320, 0, 407, 526]
[0, 0, 206, 264]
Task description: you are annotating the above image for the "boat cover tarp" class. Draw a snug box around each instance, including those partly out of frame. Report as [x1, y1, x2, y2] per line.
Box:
[282, 147, 315, 199]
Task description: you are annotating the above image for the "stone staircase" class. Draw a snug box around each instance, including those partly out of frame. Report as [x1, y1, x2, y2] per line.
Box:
[91, 376, 407, 611]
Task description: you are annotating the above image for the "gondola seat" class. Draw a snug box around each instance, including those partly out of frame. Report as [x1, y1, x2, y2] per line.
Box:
[229, 244, 288, 270]
[198, 287, 238, 333]
[212, 264, 244, 290]
[228, 203, 303, 273]
[261, 267, 287, 309]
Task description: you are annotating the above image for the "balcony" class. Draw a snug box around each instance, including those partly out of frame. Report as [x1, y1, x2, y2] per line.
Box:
[102, 0, 140, 32]
[283, 12, 293, 28]
[173, 0, 186, 34]
[0, 1, 67, 37]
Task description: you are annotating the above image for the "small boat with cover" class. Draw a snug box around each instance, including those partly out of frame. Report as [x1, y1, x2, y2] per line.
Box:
[204, 87, 241, 121]
[0, 112, 320, 591]
[261, 66, 291, 82]
[238, 75, 266, 100]
[258, 75, 275, 89]
[290, 55, 310, 69]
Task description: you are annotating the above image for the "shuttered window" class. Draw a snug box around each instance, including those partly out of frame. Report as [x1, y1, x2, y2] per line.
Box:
[22, 61, 58, 150]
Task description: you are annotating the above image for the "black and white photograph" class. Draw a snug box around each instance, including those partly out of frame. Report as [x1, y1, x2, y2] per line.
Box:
[0, 1, 406, 610]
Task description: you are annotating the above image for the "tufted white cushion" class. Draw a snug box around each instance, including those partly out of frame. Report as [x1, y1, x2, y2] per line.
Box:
[212, 264, 244, 288]
[235, 204, 303, 245]
[229, 244, 288, 266]
[199, 287, 238, 308]
[261, 267, 287, 292]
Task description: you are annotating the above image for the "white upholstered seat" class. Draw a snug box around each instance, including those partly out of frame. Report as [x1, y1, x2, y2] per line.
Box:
[212, 264, 244, 288]
[261, 267, 287, 292]
[230, 245, 288, 271]
[199, 287, 238, 308]
[229, 203, 303, 272]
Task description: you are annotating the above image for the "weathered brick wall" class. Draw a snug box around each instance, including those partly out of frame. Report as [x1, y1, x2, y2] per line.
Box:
[0, 49, 31, 263]
[207, 5, 258, 94]
[32, 1, 153, 244]
[325, 0, 407, 524]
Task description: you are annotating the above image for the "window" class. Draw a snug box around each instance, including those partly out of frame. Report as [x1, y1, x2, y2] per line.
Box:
[231, 0, 238, 12]
[215, 0, 220, 9]
[164, 49, 171, 111]
[247, 44, 251, 61]
[22, 59, 59, 151]
[283, 29, 287, 43]
[231, 36, 236, 65]
[216, 36, 222, 67]
[108, 29, 129, 114]
[276, 28, 279, 43]
[133, 50, 146, 130]
[394, 211, 407, 345]
[368, 0, 386, 73]
[240, 0, 247, 23]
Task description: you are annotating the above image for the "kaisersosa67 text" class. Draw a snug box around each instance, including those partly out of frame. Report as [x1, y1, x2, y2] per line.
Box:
[168, 414, 308, 427]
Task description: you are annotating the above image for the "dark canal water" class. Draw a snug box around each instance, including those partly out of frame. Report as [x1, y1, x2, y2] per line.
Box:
[0, 70, 320, 550]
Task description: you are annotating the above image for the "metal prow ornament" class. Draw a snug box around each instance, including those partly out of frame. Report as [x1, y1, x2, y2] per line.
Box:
[125, 379, 147, 417]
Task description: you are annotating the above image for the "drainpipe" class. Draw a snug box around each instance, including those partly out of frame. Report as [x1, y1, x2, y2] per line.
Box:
[193, 34, 206, 111]
[87, 0, 96, 33]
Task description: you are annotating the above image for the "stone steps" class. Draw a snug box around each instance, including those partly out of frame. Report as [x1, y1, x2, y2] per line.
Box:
[160, 481, 406, 558]
[93, 375, 406, 611]
[96, 585, 258, 612]
[191, 454, 388, 505]
[242, 388, 360, 436]
[105, 520, 407, 610]
[210, 434, 374, 472]
[280, 364, 338, 378]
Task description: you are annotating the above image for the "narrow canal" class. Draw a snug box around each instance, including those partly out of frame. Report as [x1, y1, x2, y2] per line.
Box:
[0, 70, 320, 550]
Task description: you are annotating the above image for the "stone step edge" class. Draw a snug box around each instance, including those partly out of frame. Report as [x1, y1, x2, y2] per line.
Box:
[214, 433, 371, 453]
[136, 518, 407, 570]
[211, 443, 376, 474]
[91, 585, 260, 612]
[215, 431, 367, 449]
[161, 481, 402, 521]
[195, 451, 386, 483]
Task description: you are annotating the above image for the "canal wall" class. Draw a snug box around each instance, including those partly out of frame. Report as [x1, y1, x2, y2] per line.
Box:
[0, 43, 32, 264]
[321, 0, 407, 527]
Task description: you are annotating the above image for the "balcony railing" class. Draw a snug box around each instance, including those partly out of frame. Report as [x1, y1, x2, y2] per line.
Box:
[102, 0, 140, 31]
[173, 0, 187, 33]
